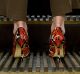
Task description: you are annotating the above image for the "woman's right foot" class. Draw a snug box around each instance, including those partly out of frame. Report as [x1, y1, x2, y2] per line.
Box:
[49, 27, 65, 58]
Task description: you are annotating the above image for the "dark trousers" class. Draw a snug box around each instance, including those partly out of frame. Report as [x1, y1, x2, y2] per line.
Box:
[0, 0, 80, 21]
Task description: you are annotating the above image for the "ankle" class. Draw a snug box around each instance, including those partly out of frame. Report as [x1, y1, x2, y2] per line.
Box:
[51, 24, 65, 34]
[13, 21, 28, 34]
[14, 21, 26, 27]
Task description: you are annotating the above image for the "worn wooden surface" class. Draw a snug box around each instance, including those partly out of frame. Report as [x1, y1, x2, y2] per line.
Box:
[0, 52, 80, 72]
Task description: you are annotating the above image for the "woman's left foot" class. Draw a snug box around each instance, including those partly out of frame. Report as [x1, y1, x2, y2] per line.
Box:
[12, 27, 30, 58]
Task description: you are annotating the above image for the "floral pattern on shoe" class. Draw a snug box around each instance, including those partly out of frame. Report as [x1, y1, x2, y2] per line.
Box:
[13, 27, 30, 58]
[49, 27, 65, 57]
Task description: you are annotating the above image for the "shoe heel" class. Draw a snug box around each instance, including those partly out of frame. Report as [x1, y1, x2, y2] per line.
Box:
[53, 44, 64, 58]
[59, 44, 65, 57]
[14, 42, 21, 58]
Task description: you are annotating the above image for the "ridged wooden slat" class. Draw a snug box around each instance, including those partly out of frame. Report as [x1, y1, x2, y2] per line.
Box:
[47, 56, 52, 72]
[19, 58, 27, 71]
[64, 56, 73, 71]
[32, 55, 36, 72]
[28, 53, 33, 72]
[67, 53, 80, 71]
[49, 57, 56, 71]
[36, 53, 40, 72]
[72, 52, 80, 65]
[43, 53, 48, 72]
[0, 53, 4, 61]
[40, 56, 44, 72]
[0, 53, 9, 70]
[10, 58, 20, 71]
[58, 59, 64, 71]
[3, 55, 13, 71]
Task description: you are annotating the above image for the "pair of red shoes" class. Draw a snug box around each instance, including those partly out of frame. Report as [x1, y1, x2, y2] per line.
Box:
[12, 27, 30, 58]
[12, 27, 64, 58]
[49, 27, 65, 58]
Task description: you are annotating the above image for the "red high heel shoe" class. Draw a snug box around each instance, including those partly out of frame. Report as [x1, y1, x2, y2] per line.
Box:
[12, 27, 30, 58]
[49, 27, 65, 58]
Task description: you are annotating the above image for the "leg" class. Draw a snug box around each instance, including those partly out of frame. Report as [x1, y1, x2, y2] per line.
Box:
[13, 20, 30, 58]
[49, 0, 72, 58]
[8, 0, 30, 58]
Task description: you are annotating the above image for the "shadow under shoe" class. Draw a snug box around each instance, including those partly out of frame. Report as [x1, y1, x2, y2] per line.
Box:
[49, 27, 65, 58]
[12, 27, 30, 58]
